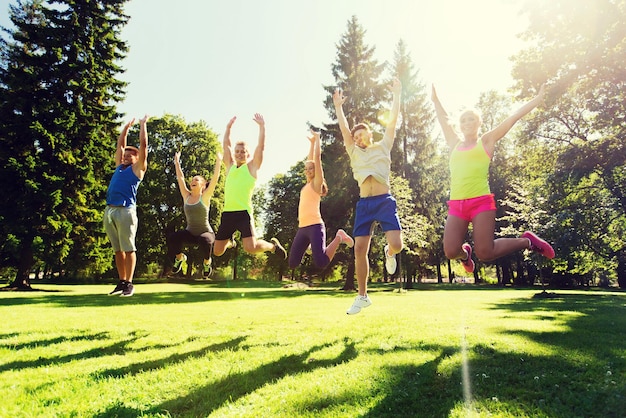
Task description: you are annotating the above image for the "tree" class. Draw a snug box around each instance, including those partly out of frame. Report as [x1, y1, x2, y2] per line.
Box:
[511, 0, 626, 287]
[389, 39, 447, 282]
[0, 0, 129, 288]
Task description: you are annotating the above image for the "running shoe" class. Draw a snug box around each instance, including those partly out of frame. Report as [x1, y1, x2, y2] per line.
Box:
[336, 229, 354, 248]
[271, 237, 287, 259]
[461, 243, 475, 273]
[172, 254, 187, 274]
[521, 231, 555, 259]
[346, 295, 372, 315]
[384, 244, 397, 275]
[108, 280, 125, 296]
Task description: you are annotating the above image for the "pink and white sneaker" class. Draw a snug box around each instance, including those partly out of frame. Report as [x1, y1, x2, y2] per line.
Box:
[336, 229, 354, 248]
[460, 243, 475, 273]
[521, 231, 555, 259]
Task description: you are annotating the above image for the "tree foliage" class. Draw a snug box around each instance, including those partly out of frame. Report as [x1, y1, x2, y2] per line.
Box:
[0, 0, 129, 287]
[511, 0, 626, 287]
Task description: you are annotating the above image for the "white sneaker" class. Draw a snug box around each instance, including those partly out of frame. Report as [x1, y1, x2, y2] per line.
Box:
[346, 295, 372, 315]
[384, 244, 397, 275]
[336, 229, 354, 248]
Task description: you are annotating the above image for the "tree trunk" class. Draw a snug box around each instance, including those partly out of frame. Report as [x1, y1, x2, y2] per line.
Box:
[232, 245, 239, 280]
[617, 249, 626, 289]
[447, 259, 454, 284]
[342, 258, 356, 291]
[436, 262, 442, 284]
[9, 236, 34, 290]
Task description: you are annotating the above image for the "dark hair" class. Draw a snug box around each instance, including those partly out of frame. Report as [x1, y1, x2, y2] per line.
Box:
[124, 146, 139, 155]
[350, 123, 370, 137]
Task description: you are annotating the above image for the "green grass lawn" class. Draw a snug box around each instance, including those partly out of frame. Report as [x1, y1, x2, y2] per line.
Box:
[1, 280, 625, 417]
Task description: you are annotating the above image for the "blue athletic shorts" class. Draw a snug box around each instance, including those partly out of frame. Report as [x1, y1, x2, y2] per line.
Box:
[353, 194, 401, 237]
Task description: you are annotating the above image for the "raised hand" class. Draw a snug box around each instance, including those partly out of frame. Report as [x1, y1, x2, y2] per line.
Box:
[252, 113, 265, 126]
[333, 87, 347, 107]
[390, 77, 402, 96]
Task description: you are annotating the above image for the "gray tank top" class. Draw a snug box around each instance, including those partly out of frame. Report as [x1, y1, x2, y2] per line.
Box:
[184, 196, 213, 236]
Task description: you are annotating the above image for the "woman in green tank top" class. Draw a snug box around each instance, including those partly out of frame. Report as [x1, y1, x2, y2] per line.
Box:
[432, 83, 554, 275]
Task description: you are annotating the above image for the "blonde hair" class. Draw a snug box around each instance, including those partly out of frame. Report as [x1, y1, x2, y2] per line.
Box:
[459, 108, 482, 125]
[305, 160, 328, 197]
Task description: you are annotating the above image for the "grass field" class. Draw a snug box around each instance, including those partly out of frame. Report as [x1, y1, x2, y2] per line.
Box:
[1, 280, 625, 417]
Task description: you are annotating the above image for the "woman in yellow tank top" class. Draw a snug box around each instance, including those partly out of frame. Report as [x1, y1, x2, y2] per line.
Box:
[288, 129, 354, 270]
[431, 83, 554, 274]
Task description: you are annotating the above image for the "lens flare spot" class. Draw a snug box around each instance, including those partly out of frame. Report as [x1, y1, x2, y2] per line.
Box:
[377, 109, 391, 126]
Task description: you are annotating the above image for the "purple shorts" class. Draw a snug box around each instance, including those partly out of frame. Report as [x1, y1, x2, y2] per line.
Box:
[447, 194, 496, 222]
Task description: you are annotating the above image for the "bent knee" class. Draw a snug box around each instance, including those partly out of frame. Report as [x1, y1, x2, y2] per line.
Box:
[474, 249, 496, 262]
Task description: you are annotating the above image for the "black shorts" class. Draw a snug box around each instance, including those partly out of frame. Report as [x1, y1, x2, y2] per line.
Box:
[215, 210, 254, 240]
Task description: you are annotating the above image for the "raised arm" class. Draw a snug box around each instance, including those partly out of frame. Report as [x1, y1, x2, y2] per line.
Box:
[134, 115, 149, 179]
[202, 151, 223, 204]
[308, 129, 325, 194]
[249, 113, 265, 176]
[222, 116, 236, 170]
[382, 78, 402, 146]
[115, 118, 135, 166]
[431, 85, 461, 149]
[482, 83, 546, 150]
[333, 88, 354, 148]
[174, 151, 190, 200]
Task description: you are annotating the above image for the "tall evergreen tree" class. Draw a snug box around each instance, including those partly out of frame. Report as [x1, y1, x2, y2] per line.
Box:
[321, 15, 387, 290]
[0, 0, 129, 288]
[389, 40, 446, 280]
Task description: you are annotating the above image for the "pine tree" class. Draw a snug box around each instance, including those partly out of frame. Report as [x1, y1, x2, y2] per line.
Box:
[0, 0, 129, 287]
[388, 40, 448, 281]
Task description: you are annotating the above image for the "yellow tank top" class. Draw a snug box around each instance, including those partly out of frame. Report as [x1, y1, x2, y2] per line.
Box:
[449, 139, 491, 200]
[223, 163, 255, 214]
[298, 182, 323, 227]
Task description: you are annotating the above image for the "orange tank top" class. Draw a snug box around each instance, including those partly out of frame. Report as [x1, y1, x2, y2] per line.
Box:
[298, 182, 323, 227]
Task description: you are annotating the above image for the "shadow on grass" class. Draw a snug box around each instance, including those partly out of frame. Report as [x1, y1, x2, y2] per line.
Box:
[351, 290, 626, 418]
[0, 280, 411, 308]
[0, 288, 325, 308]
[92, 335, 247, 379]
[0, 331, 110, 351]
[94, 338, 358, 418]
[0, 331, 148, 373]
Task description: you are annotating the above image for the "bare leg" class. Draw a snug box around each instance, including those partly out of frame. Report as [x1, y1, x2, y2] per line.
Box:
[472, 211, 529, 261]
[443, 214, 471, 260]
[213, 238, 235, 256]
[124, 251, 136, 282]
[114, 251, 126, 280]
[241, 236, 275, 254]
[384, 230, 403, 255]
[354, 235, 372, 296]
[324, 234, 343, 262]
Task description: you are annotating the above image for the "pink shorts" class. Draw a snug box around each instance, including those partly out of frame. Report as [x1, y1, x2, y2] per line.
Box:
[447, 194, 496, 222]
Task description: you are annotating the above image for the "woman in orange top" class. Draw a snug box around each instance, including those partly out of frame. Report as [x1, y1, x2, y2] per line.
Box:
[288, 129, 353, 269]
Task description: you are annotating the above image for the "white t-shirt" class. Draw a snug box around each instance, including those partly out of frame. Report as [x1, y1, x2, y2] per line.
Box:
[346, 132, 392, 187]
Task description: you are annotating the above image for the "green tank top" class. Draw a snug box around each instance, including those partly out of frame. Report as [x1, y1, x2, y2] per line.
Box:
[449, 139, 491, 200]
[223, 163, 256, 214]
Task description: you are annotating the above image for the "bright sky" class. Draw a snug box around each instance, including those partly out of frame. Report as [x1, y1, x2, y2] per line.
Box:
[0, 0, 529, 184]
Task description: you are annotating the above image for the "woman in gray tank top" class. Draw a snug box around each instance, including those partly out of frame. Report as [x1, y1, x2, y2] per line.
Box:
[166, 150, 222, 277]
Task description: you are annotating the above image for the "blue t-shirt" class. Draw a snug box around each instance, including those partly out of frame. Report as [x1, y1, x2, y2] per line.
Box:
[106, 164, 141, 207]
